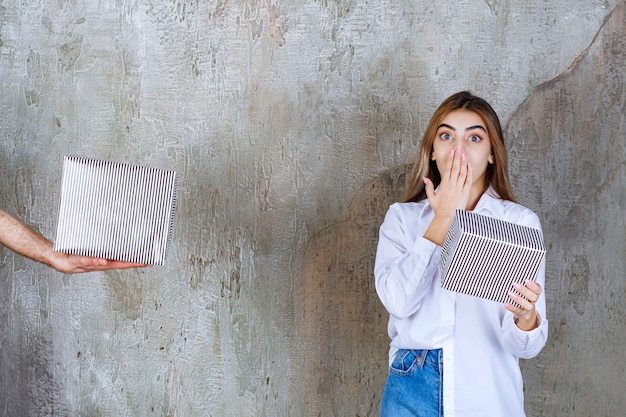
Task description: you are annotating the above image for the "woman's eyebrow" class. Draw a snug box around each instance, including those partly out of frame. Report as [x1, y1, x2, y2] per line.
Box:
[467, 125, 487, 132]
[437, 123, 486, 132]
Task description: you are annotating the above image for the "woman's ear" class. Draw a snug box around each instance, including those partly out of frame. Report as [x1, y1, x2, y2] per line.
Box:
[488, 152, 494, 164]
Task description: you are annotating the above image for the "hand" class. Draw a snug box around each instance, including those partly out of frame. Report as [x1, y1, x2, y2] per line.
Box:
[506, 279, 542, 331]
[49, 251, 148, 274]
[424, 147, 473, 220]
[422, 148, 473, 246]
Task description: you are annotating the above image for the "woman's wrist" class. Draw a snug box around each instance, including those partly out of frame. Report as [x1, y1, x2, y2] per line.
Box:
[423, 214, 455, 246]
[515, 312, 539, 331]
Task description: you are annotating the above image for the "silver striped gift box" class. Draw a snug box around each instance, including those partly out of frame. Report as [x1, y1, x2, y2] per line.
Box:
[53, 156, 177, 265]
[439, 209, 545, 307]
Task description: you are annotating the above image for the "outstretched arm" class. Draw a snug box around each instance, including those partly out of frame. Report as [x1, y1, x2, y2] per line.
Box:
[0, 209, 146, 273]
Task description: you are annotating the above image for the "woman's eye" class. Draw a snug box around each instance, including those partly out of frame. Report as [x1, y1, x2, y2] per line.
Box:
[468, 135, 482, 143]
[440, 133, 452, 141]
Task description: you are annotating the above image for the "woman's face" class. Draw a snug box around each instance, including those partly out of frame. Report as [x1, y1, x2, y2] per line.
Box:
[431, 109, 494, 189]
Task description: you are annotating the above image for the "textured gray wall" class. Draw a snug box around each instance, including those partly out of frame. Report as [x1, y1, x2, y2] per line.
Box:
[0, 0, 624, 416]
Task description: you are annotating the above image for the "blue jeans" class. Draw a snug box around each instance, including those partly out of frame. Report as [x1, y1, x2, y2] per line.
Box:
[380, 349, 443, 417]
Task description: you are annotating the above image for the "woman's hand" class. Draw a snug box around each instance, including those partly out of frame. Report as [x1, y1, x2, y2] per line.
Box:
[422, 148, 473, 245]
[506, 279, 542, 331]
[424, 147, 473, 218]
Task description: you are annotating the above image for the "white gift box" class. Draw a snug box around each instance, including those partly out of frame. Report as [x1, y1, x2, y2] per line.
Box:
[53, 156, 177, 265]
[439, 209, 545, 306]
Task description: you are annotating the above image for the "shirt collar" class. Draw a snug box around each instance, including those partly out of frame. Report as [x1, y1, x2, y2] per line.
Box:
[472, 186, 505, 218]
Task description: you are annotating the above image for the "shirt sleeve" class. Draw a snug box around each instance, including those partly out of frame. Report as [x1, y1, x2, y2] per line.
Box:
[501, 210, 549, 359]
[374, 204, 440, 319]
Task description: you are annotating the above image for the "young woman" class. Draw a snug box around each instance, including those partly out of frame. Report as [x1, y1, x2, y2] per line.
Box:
[374, 91, 548, 417]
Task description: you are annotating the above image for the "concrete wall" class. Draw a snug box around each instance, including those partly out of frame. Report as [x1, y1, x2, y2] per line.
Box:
[0, 0, 624, 415]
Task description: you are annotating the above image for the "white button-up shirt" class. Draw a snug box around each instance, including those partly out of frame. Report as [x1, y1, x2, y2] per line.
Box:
[375, 188, 548, 417]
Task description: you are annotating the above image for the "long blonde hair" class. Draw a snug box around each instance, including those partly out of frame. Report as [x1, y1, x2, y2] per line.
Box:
[404, 91, 516, 203]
